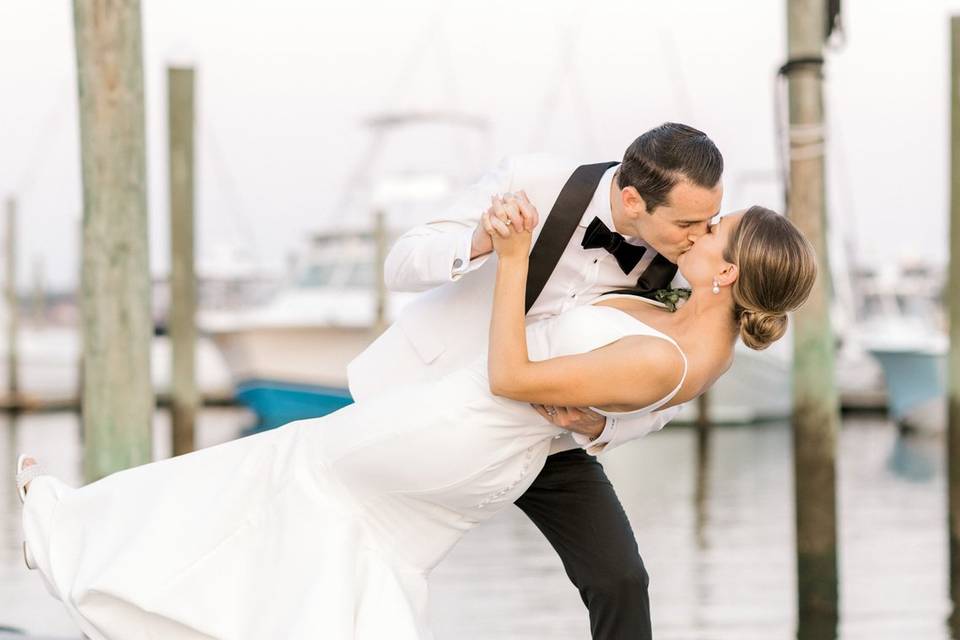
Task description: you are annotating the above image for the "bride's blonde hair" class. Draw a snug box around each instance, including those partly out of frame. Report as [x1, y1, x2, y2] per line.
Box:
[724, 206, 817, 350]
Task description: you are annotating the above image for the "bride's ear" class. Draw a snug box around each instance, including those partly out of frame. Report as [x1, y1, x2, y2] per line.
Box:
[716, 263, 738, 287]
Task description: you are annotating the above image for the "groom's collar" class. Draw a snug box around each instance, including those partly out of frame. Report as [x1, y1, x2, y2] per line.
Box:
[578, 164, 619, 230]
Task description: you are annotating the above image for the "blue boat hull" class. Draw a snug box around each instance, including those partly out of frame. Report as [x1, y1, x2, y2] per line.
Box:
[868, 349, 945, 423]
[235, 379, 354, 432]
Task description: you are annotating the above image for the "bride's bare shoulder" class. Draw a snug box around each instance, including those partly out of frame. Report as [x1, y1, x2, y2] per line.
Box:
[606, 334, 685, 386]
[586, 335, 686, 411]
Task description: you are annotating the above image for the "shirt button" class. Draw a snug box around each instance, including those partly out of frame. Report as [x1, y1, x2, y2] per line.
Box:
[453, 258, 463, 269]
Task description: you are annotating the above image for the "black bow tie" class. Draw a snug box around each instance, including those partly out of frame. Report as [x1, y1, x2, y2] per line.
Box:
[580, 216, 647, 274]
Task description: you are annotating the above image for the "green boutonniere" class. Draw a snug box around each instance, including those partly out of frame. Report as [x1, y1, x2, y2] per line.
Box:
[653, 287, 691, 312]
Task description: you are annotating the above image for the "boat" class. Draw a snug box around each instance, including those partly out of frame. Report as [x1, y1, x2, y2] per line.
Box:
[202, 226, 421, 429]
[868, 343, 945, 432]
[204, 111, 490, 430]
[856, 262, 947, 432]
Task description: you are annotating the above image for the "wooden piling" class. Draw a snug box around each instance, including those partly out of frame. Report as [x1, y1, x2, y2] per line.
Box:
[693, 412, 711, 549]
[695, 391, 710, 430]
[168, 66, 199, 456]
[73, 0, 153, 481]
[786, 0, 839, 617]
[5, 197, 18, 402]
[693, 392, 710, 547]
[947, 14, 960, 622]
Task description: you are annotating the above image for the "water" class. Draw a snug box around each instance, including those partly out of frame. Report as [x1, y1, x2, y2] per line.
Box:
[0, 409, 950, 639]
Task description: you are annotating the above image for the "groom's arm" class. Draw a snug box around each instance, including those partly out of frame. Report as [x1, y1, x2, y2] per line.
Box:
[568, 406, 681, 456]
[383, 156, 518, 293]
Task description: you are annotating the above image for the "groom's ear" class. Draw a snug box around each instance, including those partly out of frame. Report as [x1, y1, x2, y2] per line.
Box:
[621, 186, 648, 217]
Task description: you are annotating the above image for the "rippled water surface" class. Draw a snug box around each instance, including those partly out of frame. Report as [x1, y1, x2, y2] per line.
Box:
[0, 410, 950, 639]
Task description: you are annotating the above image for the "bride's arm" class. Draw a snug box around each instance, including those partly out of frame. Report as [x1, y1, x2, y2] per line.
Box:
[486, 196, 684, 409]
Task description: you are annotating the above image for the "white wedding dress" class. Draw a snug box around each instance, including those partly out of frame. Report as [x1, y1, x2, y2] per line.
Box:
[21, 302, 686, 640]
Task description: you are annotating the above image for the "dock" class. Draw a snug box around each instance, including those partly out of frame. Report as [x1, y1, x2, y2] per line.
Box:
[0, 391, 236, 414]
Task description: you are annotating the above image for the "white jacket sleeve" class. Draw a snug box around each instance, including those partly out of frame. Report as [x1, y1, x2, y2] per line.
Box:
[573, 405, 682, 456]
[383, 156, 516, 292]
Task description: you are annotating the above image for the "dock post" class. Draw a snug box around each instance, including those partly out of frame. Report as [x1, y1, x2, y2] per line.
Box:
[695, 391, 710, 430]
[947, 15, 960, 625]
[168, 66, 199, 456]
[73, 0, 153, 481]
[693, 393, 711, 549]
[5, 197, 18, 404]
[786, 0, 839, 620]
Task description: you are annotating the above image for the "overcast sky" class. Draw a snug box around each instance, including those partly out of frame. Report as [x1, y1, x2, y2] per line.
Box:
[0, 0, 956, 291]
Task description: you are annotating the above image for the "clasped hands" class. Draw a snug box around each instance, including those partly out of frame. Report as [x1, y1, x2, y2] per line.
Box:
[472, 191, 607, 440]
[470, 191, 537, 259]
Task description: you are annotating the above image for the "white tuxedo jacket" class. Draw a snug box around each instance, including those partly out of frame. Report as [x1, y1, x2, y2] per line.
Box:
[347, 154, 680, 455]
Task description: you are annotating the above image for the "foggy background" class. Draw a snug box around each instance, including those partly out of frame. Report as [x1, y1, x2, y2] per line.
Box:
[0, 0, 950, 292]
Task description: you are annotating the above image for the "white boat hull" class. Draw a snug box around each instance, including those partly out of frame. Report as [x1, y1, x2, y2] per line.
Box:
[209, 324, 375, 390]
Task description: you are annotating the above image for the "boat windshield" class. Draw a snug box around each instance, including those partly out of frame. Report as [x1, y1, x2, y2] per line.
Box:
[299, 263, 338, 287]
[346, 262, 375, 287]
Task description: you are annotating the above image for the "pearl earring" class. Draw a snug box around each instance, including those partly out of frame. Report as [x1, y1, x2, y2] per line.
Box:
[712, 278, 720, 294]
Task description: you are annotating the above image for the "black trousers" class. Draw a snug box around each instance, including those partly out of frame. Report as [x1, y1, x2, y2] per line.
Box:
[514, 448, 651, 640]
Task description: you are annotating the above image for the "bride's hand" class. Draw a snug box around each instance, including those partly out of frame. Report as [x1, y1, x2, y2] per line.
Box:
[486, 194, 533, 260]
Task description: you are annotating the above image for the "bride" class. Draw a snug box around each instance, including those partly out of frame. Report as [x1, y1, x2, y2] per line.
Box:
[16, 200, 815, 639]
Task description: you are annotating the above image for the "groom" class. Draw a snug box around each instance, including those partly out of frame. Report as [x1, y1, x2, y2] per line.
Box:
[348, 122, 723, 638]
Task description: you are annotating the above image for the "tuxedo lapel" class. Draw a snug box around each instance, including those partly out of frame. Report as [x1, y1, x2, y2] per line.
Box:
[525, 161, 619, 312]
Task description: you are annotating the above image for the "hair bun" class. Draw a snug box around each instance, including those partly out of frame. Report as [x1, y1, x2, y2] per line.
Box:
[739, 309, 787, 350]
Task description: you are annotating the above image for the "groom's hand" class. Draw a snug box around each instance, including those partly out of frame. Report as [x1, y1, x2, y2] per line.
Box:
[532, 405, 605, 439]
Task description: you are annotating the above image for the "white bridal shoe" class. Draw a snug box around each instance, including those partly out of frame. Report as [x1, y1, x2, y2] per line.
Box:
[15, 453, 43, 570]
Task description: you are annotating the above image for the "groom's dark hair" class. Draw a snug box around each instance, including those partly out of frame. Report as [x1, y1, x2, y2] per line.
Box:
[617, 123, 723, 213]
